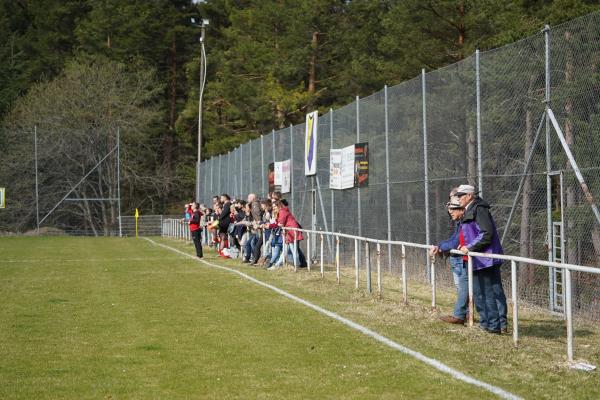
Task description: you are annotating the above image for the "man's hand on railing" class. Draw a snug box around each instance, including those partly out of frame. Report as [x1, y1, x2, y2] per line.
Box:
[459, 245, 469, 254]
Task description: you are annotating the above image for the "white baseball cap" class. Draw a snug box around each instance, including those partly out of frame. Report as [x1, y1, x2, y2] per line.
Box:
[455, 184, 477, 195]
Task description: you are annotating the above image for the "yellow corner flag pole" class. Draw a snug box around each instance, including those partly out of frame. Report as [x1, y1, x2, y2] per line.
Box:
[135, 208, 139, 238]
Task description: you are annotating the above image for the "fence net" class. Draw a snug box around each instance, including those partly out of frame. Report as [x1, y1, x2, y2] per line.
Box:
[200, 13, 600, 322]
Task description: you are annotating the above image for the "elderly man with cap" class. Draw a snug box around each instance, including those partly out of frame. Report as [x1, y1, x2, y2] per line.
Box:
[455, 184, 508, 334]
[430, 193, 469, 325]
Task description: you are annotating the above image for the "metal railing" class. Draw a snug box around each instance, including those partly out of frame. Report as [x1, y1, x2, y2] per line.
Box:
[160, 218, 597, 370]
[277, 226, 598, 369]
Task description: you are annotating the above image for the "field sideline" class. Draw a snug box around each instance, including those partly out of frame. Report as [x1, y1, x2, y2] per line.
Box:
[1, 236, 598, 399]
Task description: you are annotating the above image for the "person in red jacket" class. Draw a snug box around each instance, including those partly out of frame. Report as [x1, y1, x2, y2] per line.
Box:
[272, 200, 307, 267]
[189, 202, 203, 259]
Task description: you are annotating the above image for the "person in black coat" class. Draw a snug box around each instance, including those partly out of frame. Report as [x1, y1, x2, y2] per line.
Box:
[218, 194, 232, 251]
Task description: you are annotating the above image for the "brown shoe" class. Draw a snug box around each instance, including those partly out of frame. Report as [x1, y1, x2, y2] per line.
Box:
[439, 315, 465, 325]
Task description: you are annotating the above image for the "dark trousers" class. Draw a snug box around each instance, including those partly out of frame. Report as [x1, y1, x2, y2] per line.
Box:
[191, 229, 203, 258]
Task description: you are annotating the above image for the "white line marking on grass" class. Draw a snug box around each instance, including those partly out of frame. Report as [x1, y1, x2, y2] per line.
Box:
[145, 238, 523, 400]
[0, 257, 175, 264]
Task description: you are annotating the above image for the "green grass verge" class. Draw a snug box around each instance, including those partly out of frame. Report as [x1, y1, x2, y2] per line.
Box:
[154, 237, 600, 400]
[1, 236, 499, 399]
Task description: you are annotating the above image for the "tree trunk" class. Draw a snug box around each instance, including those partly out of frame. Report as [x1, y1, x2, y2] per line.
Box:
[308, 31, 319, 94]
[456, 1, 465, 60]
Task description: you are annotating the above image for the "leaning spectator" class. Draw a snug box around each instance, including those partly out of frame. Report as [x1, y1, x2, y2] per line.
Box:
[431, 195, 468, 325]
[456, 184, 508, 334]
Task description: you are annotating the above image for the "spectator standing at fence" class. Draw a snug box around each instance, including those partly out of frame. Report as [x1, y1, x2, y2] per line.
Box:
[255, 199, 273, 266]
[272, 200, 307, 268]
[189, 202, 203, 259]
[244, 193, 262, 264]
[456, 184, 508, 334]
[218, 194, 232, 252]
[430, 196, 468, 325]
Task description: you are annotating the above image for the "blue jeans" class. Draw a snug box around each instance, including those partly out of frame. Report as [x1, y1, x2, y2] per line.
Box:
[473, 265, 501, 331]
[274, 241, 307, 267]
[244, 233, 259, 262]
[286, 241, 307, 267]
[451, 257, 468, 320]
[270, 244, 283, 266]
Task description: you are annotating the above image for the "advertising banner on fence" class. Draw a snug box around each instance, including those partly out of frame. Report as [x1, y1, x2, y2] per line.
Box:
[329, 145, 355, 190]
[271, 160, 291, 193]
[305, 111, 318, 176]
[280, 159, 291, 194]
[354, 142, 369, 187]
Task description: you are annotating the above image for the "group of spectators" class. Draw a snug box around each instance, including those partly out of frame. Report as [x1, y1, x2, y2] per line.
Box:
[183, 184, 507, 333]
[430, 184, 508, 334]
[183, 192, 307, 270]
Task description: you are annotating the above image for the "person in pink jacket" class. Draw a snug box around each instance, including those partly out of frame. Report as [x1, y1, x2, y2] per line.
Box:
[271, 200, 307, 268]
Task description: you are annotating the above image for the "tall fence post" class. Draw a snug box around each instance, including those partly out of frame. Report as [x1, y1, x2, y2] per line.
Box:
[34, 125, 40, 234]
[544, 25, 554, 309]
[260, 135, 265, 197]
[476, 49, 483, 196]
[422, 69, 431, 281]
[219, 154, 223, 195]
[330, 109, 335, 264]
[239, 144, 244, 198]
[248, 142, 252, 194]
[356, 96, 362, 236]
[117, 127, 122, 237]
[384, 85, 392, 272]
[227, 151, 231, 196]
[272, 128, 276, 165]
[289, 124, 294, 214]
[210, 156, 214, 195]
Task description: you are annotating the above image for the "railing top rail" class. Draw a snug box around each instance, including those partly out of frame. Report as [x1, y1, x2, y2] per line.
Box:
[160, 217, 599, 274]
[277, 226, 600, 275]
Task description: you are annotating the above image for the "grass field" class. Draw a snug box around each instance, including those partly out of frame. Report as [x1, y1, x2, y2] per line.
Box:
[1, 236, 599, 399]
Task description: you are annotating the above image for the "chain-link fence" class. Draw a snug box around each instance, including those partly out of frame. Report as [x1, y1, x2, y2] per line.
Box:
[199, 13, 600, 322]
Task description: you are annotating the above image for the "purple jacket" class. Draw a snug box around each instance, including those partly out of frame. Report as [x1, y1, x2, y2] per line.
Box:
[460, 198, 503, 270]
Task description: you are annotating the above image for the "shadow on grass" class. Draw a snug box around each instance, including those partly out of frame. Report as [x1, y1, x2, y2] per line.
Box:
[520, 319, 594, 339]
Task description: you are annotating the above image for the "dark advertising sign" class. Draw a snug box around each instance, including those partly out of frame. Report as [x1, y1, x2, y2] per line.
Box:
[354, 142, 369, 187]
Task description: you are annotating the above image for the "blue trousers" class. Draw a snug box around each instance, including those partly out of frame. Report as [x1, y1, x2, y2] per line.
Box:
[450, 257, 469, 320]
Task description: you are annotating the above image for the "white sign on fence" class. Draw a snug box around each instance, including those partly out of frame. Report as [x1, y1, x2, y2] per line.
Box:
[274, 159, 291, 194]
[329, 145, 354, 190]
